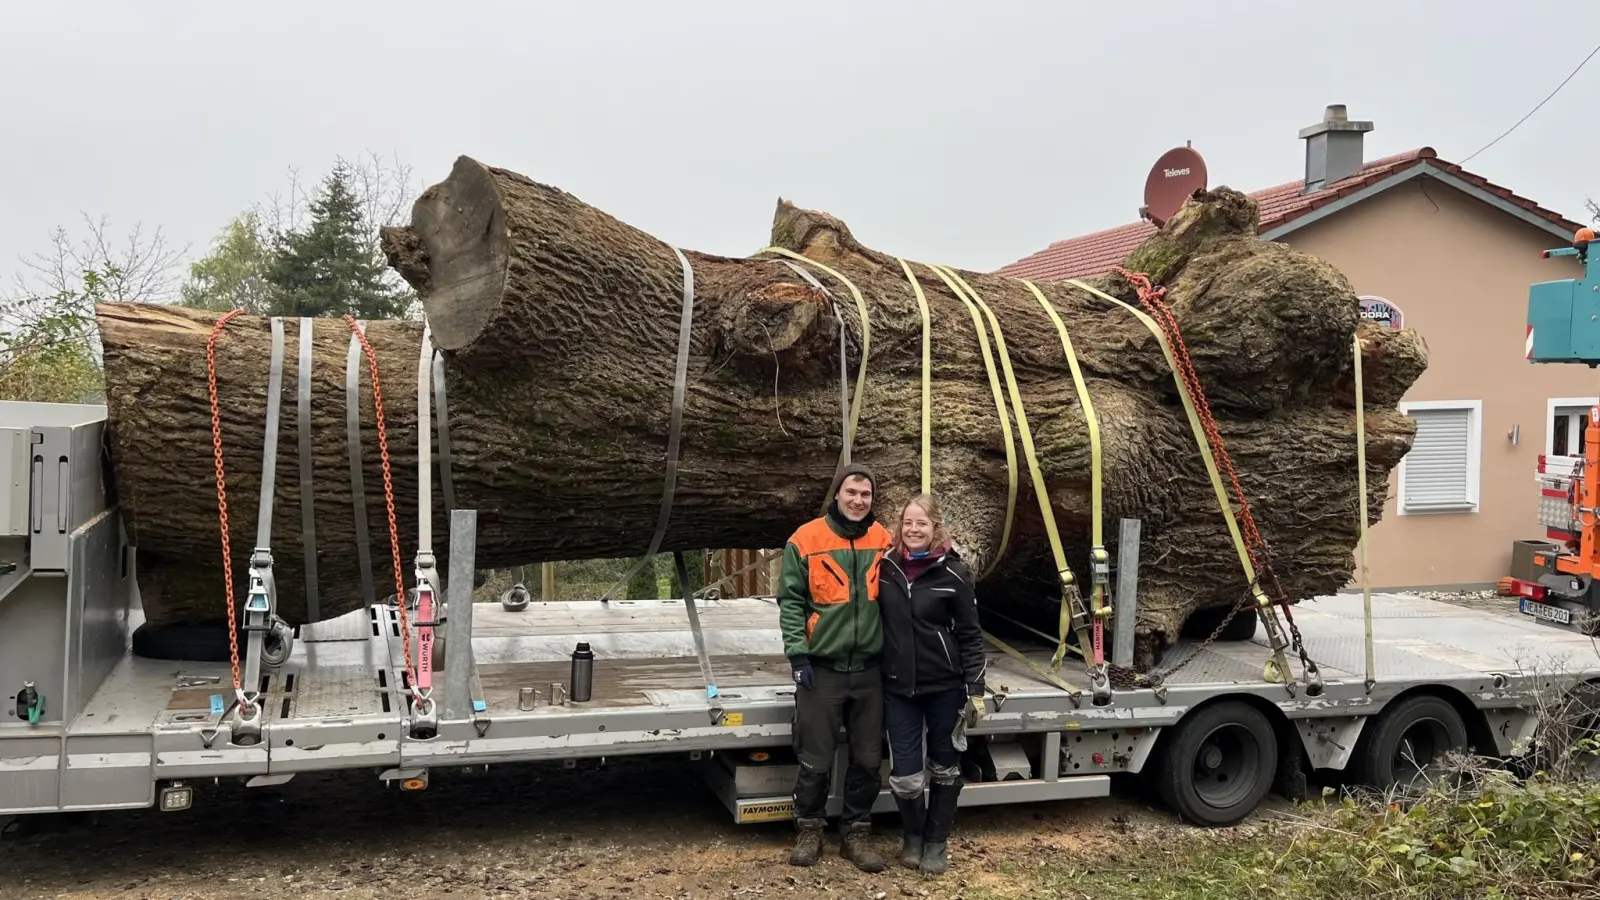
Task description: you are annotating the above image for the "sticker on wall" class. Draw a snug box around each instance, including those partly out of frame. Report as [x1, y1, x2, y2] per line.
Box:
[1358, 296, 1404, 330]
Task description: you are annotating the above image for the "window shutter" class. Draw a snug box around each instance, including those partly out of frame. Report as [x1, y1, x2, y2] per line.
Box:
[1403, 408, 1473, 511]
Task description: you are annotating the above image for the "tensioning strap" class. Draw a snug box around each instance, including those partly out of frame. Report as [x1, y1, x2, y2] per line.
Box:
[776, 260, 852, 474]
[258, 318, 286, 555]
[431, 352, 458, 515]
[758, 246, 872, 509]
[922, 264, 1018, 580]
[599, 245, 699, 602]
[1353, 332, 1375, 692]
[675, 550, 724, 723]
[896, 258, 934, 493]
[1065, 278, 1295, 686]
[296, 317, 319, 621]
[930, 266, 1097, 679]
[1018, 279, 1110, 668]
[345, 323, 377, 607]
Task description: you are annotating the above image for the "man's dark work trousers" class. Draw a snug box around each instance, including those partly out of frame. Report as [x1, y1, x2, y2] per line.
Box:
[791, 664, 884, 826]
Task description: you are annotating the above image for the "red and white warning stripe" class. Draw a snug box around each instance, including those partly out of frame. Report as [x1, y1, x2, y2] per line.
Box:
[1526, 324, 1535, 360]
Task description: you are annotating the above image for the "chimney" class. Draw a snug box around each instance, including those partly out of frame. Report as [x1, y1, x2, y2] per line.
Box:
[1299, 104, 1374, 193]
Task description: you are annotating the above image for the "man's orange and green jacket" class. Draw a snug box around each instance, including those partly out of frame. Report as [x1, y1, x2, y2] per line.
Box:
[777, 506, 893, 672]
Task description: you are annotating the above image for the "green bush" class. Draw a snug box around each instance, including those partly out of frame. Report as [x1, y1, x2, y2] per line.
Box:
[1290, 767, 1600, 898]
[1023, 742, 1600, 900]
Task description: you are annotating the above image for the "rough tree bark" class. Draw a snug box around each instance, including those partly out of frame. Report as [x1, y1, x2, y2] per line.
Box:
[95, 156, 1426, 669]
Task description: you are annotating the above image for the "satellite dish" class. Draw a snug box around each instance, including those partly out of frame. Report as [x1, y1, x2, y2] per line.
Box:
[1141, 146, 1208, 227]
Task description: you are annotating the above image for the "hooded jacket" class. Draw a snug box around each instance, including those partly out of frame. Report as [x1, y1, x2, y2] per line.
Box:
[878, 543, 986, 698]
[776, 465, 893, 673]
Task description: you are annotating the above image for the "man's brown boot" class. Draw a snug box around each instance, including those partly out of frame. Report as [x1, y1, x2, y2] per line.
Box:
[789, 818, 824, 867]
[839, 821, 887, 873]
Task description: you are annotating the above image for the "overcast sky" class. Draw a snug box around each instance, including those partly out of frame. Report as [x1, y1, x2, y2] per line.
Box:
[4, 1, 1598, 292]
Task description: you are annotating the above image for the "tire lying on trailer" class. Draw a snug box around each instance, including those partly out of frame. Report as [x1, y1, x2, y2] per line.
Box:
[131, 621, 294, 665]
[1350, 694, 1470, 792]
[1154, 700, 1280, 826]
[1181, 606, 1259, 643]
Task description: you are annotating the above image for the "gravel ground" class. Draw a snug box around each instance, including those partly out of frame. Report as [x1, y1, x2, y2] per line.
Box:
[0, 756, 1254, 900]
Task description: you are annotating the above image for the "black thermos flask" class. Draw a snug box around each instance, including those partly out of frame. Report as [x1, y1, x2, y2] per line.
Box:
[570, 641, 595, 703]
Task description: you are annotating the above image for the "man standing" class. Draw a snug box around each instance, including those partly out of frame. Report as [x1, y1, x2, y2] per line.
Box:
[777, 463, 893, 872]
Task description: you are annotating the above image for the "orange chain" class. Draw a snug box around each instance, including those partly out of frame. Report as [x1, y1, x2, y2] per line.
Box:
[342, 315, 418, 698]
[1109, 267, 1294, 616]
[205, 309, 248, 702]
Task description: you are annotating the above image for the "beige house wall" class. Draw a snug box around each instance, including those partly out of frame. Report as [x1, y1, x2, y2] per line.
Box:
[1284, 179, 1590, 589]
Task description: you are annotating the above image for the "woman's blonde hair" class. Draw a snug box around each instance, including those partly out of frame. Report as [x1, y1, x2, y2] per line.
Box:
[895, 493, 951, 549]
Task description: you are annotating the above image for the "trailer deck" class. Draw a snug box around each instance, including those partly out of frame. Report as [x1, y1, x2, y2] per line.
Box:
[82, 591, 1600, 736]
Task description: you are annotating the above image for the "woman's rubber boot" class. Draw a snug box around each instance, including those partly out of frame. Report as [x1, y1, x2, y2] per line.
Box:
[920, 778, 963, 875]
[839, 821, 887, 873]
[789, 818, 825, 867]
[894, 795, 926, 870]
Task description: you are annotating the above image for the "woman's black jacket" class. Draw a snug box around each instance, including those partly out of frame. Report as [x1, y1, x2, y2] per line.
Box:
[878, 545, 986, 699]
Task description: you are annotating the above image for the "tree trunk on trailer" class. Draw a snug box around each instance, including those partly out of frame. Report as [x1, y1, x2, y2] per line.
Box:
[94, 156, 1426, 669]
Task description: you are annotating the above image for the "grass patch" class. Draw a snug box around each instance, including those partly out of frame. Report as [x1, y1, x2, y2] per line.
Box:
[974, 748, 1600, 900]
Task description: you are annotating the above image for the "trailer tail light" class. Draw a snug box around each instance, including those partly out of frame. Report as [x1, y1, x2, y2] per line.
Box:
[1508, 578, 1547, 600]
[1538, 454, 1547, 474]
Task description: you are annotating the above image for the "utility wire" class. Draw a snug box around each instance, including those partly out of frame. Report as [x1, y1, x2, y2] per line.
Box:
[1462, 41, 1600, 164]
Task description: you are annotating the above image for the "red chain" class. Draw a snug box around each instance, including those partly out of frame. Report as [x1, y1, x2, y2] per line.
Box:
[205, 309, 248, 701]
[342, 315, 418, 698]
[1110, 267, 1295, 620]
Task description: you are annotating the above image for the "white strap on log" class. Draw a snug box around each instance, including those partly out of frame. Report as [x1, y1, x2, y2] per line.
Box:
[296, 317, 319, 621]
[345, 321, 377, 607]
[599, 245, 698, 603]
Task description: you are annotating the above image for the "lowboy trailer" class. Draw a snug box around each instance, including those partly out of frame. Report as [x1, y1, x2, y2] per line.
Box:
[3, 400, 1599, 830]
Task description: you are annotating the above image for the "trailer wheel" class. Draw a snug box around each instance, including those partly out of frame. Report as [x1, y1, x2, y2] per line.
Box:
[131, 622, 233, 662]
[1156, 700, 1278, 826]
[1353, 695, 1469, 791]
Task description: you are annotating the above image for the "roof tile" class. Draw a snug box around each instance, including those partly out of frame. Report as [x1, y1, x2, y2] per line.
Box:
[994, 147, 1583, 280]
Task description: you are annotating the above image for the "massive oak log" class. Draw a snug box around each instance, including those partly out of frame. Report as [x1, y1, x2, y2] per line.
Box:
[95, 156, 1426, 668]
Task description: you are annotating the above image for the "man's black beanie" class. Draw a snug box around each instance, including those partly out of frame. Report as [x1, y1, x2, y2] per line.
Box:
[831, 462, 877, 494]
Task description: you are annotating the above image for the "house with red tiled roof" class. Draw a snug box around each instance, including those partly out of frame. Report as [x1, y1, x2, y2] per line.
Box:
[998, 105, 1594, 592]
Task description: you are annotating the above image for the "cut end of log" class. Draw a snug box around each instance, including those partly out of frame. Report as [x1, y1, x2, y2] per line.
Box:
[398, 155, 510, 354]
[715, 281, 838, 377]
[1119, 187, 1261, 286]
[770, 198, 880, 271]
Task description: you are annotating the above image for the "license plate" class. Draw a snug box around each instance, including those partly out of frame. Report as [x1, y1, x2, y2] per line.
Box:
[1520, 598, 1573, 625]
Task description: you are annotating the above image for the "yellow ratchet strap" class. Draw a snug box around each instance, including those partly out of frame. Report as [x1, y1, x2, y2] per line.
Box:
[1354, 332, 1375, 692]
[760, 247, 872, 510]
[1065, 278, 1292, 685]
[1019, 278, 1111, 656]
[931, 266, 1096, 675]
[905, 262, 1079, 696]
[896, 257, 934, 494]
[922, 264, 1017, 580]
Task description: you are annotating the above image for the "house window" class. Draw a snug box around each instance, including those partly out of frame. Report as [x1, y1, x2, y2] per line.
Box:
[1397, 400, 1482, 514]
[1547, 398, 1597, 473]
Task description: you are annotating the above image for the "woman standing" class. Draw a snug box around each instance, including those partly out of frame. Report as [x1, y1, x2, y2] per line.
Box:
[878, 493, 987, 875]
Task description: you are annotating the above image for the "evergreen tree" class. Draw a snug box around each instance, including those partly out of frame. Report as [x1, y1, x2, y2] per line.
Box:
[263, 163, 412, 319]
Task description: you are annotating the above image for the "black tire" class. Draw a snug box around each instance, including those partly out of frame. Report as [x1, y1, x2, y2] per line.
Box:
[1182, 606, 1259, 642]
[1156, 700, 1279, 826]
[131, 621, 292, 665]
[131, 621, 233, 662]
[1353, 695, 1469, 791]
